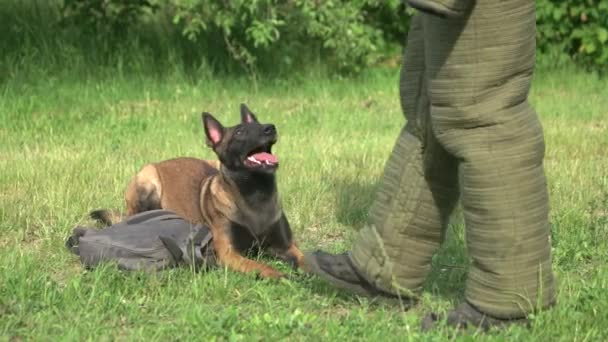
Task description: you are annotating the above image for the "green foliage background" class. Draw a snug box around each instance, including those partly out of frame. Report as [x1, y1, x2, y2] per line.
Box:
[536, 0, 608, 71]
[1, 0, 607, 79]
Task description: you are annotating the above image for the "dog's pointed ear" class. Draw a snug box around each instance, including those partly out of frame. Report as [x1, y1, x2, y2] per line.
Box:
[201, 112, 224, 147]
[240, 103, 259, 124]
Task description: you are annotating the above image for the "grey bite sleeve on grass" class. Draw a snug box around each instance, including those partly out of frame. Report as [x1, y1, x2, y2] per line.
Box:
[351, 0, 556, 320]
[66, 209, 217, 272]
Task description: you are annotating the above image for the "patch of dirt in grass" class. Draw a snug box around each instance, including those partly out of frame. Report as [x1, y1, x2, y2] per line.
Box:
[303, 224, 347, 249]
[321, 304, 351, 320]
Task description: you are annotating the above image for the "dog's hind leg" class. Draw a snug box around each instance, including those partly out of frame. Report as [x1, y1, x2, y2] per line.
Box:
[91, 164, 163, 226]
[125, 164, 163, 216]
[89, 209, 124, 226]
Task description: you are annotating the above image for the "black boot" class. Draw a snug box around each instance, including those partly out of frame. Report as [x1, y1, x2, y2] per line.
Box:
[304, 250, 414, 306]
[420, 301, 530, 333]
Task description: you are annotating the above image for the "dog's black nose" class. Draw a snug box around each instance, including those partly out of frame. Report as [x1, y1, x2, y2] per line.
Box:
[264, 124, 276, 135]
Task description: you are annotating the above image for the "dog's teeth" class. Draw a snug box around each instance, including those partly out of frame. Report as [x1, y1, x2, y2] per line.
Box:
[247, 156, 261, 164]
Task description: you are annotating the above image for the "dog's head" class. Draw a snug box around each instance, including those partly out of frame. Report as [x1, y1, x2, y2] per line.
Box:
[202, 104, 279, 174]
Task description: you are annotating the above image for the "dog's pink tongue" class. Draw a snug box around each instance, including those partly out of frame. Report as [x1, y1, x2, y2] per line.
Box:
[252, 152, 278, 164]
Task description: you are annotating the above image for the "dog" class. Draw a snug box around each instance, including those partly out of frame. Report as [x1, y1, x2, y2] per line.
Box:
[91, 104, 305, 279]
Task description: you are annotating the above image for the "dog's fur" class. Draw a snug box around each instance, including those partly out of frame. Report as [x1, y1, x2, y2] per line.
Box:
[91, 104, 304, 279]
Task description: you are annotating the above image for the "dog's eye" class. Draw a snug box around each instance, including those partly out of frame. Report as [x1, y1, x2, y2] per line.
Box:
[235, 129, 243, 136]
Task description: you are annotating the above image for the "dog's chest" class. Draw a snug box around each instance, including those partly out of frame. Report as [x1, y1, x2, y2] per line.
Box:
[232, 202, 281, 236]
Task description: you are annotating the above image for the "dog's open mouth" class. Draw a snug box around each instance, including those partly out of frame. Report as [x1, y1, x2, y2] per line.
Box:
[244, 144, 278, 169]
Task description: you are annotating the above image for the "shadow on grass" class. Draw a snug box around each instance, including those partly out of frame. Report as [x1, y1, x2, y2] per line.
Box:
[422, 219, 469, 302]
[333, 177, 378, 230]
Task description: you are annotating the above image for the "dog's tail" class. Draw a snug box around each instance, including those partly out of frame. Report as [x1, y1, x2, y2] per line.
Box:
[89, 209, 125, 226]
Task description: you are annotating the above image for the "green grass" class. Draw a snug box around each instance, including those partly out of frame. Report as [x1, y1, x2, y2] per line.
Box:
[1, 1, 607, 340]
[1, 63, 607, 341]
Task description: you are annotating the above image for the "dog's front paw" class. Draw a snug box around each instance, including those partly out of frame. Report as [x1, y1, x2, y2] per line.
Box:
[259, 268, 285, 279]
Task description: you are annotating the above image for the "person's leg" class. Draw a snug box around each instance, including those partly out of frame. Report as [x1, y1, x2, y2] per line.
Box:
[304, 14, 460, 299]
[419, 0, 556, 328]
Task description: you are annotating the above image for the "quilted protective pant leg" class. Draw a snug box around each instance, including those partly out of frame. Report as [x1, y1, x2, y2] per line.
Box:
[350, 15, 460, 297]
[351, 0, 556, 319]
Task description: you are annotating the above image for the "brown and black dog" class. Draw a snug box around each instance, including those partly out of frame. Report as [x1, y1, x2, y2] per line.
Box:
[91, 104, 304, 279]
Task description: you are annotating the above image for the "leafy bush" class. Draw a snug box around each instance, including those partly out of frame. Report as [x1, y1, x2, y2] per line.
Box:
[536, 0, 608, 71]
[55, 0, 410, 75]
[47, 0, 608, 74]
[60, 0, 159, 39]
[166, 0, 411, 74]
